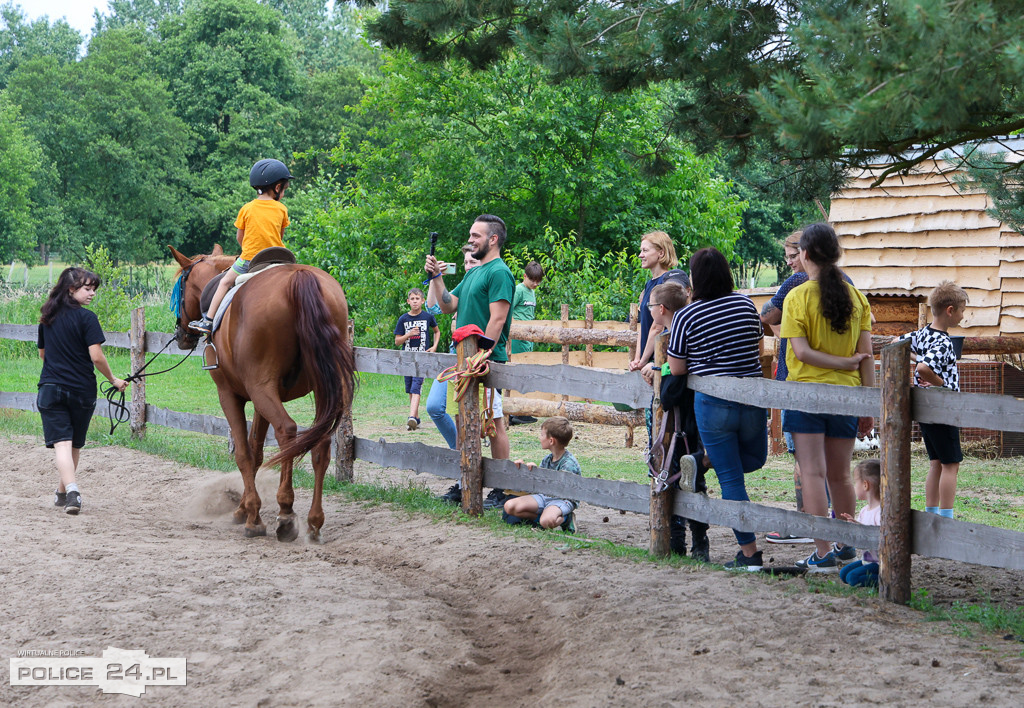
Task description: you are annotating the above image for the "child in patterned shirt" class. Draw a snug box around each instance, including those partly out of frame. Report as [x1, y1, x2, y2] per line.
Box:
[503, 416, 582, 532]
[898, 281, 969, 519]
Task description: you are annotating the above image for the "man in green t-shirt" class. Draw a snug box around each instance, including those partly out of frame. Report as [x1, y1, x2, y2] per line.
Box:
[425, 215, 516, 506]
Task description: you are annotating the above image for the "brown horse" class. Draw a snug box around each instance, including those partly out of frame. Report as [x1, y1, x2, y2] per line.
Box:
[169, 246, 355, 542]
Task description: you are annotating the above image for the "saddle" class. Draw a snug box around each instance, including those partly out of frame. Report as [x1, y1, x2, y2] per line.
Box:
[198, 247, 297, 315]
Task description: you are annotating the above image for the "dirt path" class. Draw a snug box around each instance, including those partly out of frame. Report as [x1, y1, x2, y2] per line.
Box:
[2, 435, 1022, 707]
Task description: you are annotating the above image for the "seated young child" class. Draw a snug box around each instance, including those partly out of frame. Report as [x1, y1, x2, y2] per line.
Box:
[503, 416, 581, 532]
[839, 458, 881, 588]
[641, 281, 711, 562]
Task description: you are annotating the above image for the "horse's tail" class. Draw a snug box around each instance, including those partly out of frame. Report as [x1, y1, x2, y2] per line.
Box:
[268, 269, 354, 466]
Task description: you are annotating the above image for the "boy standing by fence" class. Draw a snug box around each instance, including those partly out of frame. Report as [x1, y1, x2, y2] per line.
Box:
[503, 416, 581, 532]
[898, 281, 968, 518]
[395, 288, 439, 430]
[508, 260, 545, 425]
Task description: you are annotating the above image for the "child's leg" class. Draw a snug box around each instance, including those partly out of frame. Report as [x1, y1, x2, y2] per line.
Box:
[503, 494, 540, 521]
[408, 393, 421, 418]
[839, 559, 863, 585]
[938, 462, 960, 513]
[924, 459, 942, 510]
[538, 505, 564, 530]
[206, 269, 238, 319]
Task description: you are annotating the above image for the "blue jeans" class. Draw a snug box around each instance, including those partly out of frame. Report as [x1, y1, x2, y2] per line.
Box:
[694, 392, 767, 546]
[425, 378, 457, 449]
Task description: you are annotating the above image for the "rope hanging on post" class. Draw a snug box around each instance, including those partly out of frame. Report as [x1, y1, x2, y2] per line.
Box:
[436, 347, 495, 437]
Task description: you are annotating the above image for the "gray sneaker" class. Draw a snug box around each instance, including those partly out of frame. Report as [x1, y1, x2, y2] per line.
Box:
[64, 490, 82, 515]
[54, 490, 67, 507]
[831, 542, 857, 563]
[677, 454, 698, 493]
[795, 550, 839, 574]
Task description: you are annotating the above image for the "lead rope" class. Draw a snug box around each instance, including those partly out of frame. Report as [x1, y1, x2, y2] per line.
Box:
[100, 335, 200, 435]
[436, 348, 495, 438]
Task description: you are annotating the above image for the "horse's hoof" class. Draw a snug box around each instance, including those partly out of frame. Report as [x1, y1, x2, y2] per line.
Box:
[244, 524, 267, 538]
[232, 508, 246, 525]
[306, 528, 322, 544]
[277, 518, 299, 543]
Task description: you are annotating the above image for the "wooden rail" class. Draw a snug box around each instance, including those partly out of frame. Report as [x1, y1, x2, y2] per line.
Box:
[5, 321, 1024, 600]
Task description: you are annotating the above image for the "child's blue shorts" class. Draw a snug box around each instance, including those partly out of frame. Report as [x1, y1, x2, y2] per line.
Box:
[782, 409, 858, 439]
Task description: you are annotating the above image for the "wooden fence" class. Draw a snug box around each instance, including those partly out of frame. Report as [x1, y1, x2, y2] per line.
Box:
[4, 316, 1024, 605]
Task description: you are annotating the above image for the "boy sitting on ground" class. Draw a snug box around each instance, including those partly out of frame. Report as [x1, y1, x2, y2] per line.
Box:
[897, 280, 969, 519]
[503, 416, 581, 532]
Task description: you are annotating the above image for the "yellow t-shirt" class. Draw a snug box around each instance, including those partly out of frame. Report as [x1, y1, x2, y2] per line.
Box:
[781, 280, 872, 386]
[235, 198, 289, 261]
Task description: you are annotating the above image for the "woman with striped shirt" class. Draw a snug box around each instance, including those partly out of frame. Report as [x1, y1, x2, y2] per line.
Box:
[667, 247, 767, 570]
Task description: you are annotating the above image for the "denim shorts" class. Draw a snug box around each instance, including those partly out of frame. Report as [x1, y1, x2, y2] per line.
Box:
[529, 494, 574, 518]
[405, 376, 423, 395]
[782, 409, 858, 439]
[37, 384, 96, 449]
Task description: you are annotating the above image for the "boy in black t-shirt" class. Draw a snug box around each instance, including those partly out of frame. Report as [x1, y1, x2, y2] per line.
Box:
[897, 281, 968, 519]
[394, 288, 439, 430]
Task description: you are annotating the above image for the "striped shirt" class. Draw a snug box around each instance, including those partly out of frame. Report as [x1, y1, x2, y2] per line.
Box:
[667, 293, 763, 377]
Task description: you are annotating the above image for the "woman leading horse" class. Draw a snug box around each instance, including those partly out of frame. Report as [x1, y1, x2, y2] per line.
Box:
[169, 246, 355, 542]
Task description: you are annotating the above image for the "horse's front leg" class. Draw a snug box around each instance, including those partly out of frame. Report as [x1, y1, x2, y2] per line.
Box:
[220, 391, 266, 537]
[307, 437, 331, 543]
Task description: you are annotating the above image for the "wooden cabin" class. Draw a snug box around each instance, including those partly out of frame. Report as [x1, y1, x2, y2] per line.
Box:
[830, 153, 1024, 336]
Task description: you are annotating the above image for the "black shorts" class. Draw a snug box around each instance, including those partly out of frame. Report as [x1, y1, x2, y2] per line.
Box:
[919, 422, 963, 464]
[37, 384, 96, 449]
[405, 376, 424, 395]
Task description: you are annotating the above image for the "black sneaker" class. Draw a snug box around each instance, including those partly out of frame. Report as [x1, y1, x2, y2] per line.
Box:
[724, 549, 763, 571]
[765, 531, 814, 544]
[437, 484, 462, 505]
[188, 316, 213, 334]
[64, 491, 82, 515]
[831, 542, 857, 563]
[483, 489, 510, 510]
[54, 490, 67, 507]
[509, 415, 538, 426]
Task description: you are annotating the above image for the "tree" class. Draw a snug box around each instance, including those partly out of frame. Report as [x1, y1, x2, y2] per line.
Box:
[6, 29, 190, 263]
[323, 50, 742, 258]
[0, 96, 42, 263]
[0, 3, 82, 88]
[362, 1, 1024, 199]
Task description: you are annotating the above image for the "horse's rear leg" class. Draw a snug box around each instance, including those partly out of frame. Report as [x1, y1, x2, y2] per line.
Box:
[307, 437, 331, 542]
[219, 391, 266, 537]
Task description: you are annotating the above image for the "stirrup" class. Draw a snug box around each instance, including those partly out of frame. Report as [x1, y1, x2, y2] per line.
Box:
[201, 342, 219, 370]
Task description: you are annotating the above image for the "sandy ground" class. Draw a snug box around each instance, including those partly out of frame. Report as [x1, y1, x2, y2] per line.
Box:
[2, 434, 1023, 708]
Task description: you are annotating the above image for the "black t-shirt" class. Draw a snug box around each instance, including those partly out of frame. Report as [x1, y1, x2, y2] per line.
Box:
[38, 306, 105, 399]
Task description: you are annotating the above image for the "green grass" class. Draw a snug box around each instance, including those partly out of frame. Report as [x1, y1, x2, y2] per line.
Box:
[911, 588, 1024, 644]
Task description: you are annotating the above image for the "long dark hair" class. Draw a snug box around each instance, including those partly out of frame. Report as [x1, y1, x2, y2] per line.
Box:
[40, 267, 101, 326]
[689, 247, 733, 301]
[799, 223, 852, 333]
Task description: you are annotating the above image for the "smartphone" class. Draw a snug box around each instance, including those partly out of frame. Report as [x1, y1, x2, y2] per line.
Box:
[445, 263, 456, 275]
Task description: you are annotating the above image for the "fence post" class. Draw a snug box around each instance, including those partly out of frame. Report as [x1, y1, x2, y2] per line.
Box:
[458, 336, 484, 516]
[333, 321, 356, 482]
[560, 304, 570, 402]
[879, 339, 912, 603]
[129, 307, 147, 439]
[649, 334, 672, 556]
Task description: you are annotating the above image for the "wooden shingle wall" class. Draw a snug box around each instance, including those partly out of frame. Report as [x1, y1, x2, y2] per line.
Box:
[831, 160, 1024, 335]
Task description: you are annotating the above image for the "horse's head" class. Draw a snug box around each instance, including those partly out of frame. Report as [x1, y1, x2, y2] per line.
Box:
[168, 245, 234, 350]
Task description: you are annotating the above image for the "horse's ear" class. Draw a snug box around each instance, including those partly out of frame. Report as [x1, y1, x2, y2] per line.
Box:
[168, 245, 192, 268]
[211, 243, 224, 256]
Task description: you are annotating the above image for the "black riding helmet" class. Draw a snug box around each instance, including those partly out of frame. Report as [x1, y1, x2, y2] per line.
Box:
[249, 159, 293, 194]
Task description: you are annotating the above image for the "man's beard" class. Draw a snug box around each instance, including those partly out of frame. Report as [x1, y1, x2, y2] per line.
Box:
[472, 239, 491, 261]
